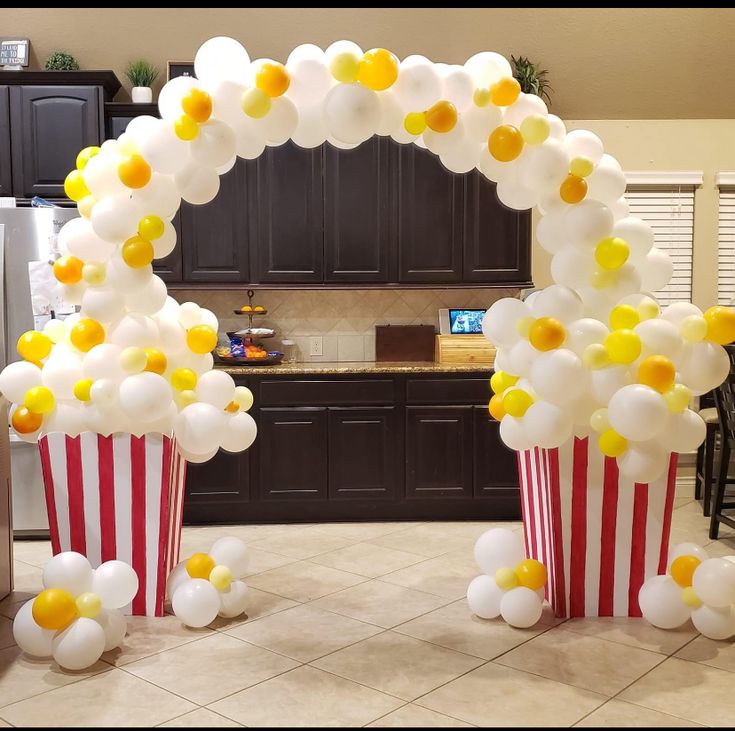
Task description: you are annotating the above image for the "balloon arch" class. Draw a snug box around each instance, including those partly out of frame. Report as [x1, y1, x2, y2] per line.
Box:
[1, 36, 734, 481]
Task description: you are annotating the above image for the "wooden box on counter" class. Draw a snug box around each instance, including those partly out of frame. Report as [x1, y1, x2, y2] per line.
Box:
[435, 335, 496, 366]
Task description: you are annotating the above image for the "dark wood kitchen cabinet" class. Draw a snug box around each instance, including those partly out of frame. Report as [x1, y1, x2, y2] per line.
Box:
[473, 405, 519, 498]
[0, 87, 11, 197]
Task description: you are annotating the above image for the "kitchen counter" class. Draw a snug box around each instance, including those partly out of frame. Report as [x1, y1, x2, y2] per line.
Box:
[215, 360, 493, 375]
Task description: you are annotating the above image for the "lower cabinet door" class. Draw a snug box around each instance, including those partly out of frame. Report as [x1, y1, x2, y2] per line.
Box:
[473, 405, 520, 498]
[183, 448, 249, 523]
[328, 407, 399, 500]
[258, 407, 328, 500]
[406, 406, 472, 498]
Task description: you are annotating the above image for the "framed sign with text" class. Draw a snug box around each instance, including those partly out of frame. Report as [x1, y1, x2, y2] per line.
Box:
[167, 61, 195, 81]
[0, 38, 30, 68]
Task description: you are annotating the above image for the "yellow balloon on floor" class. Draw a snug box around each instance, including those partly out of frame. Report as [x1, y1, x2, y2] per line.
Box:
[489, 76, 520, 106]
[174, 114, 199, 141]
[599, 429, 628, 458]
[488, 125, 524, 162]
[664, 383, 691, 413]
[357, 48, 399, 91]
[209, 565, 233, 591]
[495, 567, 518, 590]
[53, 255, 84, 285]
[529, 317, 566, 351]
[670, 555, 700, 588]
[186, 325, 217, 354]
[32, 588, 78, 630]
[75, 592, 102, 619]
[118, 155, 152, 189]
[256, 61, 290, 97]
[488, 394, 506, 421]
[703, 306, 735, 345]
[17, 331, 52, 362]
[605, 329, 641, 364]
[187, 552, 215, 579]
[559, 174, 587, 204]
[638, 355, 675, 394]
[503, 388, 533, 417]
[595, 237, 629, 270]
[70, 318, 105, 353]
[171, 367, 197, 391]
[425, 101, 457, 133]
[122, 236, 155, 268]
[24, 386, 55, 415]
[63, 170, 90, 202]
[681, 586, 702, 608]
[515, 559, 547, 590]
[609, 304, 640, 331]
[181, 88, 212, 123]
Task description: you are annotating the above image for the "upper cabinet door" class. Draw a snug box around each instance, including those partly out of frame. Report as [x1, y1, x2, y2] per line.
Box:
[180, 160, 249, 282]
[251, 141, 324, 283]
[10, 86, 102, 199]
[324, 138, 394, 283]
[463, 172, 531, 284]
[397, 144, 463, 283]
[0, 87, 11, 197]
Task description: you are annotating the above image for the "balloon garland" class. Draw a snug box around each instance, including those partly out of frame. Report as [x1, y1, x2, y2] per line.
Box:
[0, 36, 733, 470]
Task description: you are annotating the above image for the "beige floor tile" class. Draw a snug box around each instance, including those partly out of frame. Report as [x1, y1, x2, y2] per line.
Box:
[0, 615, 14, 650]
[367, 704, 473, 727]
[0, 667, 196, 726]
[11, 539, 52, 568]
[564, 616, 698, 655]
[310, 580, 449, 628]
[417, 661, 605, 727]
[0, 645, 110, 708]
[675, 634, 735, 673]
[394, 599, 552, 660]
[310, 542, 427, 578]
[312, 631, 483, 701]
[241, 548, 298, 577]
[619, 657, 735, 726]
[430, 521, 522, 542]
[158, 708, 243, 727]
[226, 604, 382, 662]
[102, 613, 213, 666]
[0, 719, 10, 727]
[367, 524, 475, 558]
[209, 587, 298, 630]
[10, 560, 43, 593]
[247, 561, 366, 602]
[704, 537, 735, 557]
[209, 665, 403, 727]
[379, 551, 478, 600]
[125, 632, 297, 705]
[249, 528, 353, 559]
[575, 699, 704, 727]
[310, 522, 426, 542]
[673, 497, 694, 509]
[496, 626, 665, 696]
[0, 596, 26, 620]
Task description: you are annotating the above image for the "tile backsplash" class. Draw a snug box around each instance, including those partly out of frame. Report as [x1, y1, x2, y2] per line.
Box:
[173, 288, 519, 362]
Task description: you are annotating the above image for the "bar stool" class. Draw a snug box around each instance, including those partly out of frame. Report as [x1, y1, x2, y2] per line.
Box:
[694, 402, 719, 517]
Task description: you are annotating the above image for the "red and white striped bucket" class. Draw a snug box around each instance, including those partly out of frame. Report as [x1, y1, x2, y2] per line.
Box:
[517, 437, 677, 618]
[38, 432, 187, 617]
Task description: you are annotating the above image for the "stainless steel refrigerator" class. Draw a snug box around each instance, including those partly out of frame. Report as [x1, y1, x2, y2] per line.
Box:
[0, 207, 79, 535]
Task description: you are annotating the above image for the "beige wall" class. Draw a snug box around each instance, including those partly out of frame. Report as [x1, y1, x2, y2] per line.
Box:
[1, 8, 734, 119]
[531, 119, 735, 311]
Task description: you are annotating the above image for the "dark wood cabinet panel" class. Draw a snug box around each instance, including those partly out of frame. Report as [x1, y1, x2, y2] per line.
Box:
[181, 160, 249, 282]
[397, 145, 463, 283]
[0, 87, 10, 197]
[251, 142, 324, 283]
[104, 102, 159, 139]
[328, 407, 400, 500]
[473, 406, 520, 499]
[153, 211, 183, 282]
[183, 448, 250, 516]
[10, 86, 102, 199]
[324, 138, 394, 282]
[463, 172, 531, 283]
[406, 405, 473, 498]
[258, 407, 328, 500]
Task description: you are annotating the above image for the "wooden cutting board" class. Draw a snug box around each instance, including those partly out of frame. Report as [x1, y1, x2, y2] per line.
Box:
[375, 325, 436, 362]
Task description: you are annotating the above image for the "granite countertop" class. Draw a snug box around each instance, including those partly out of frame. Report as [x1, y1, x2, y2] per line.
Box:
[216, 360, 493, 375]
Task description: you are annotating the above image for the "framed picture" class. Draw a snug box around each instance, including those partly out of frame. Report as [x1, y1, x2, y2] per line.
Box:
[0, 38, 30, 68]
[167, 61, 195, 81]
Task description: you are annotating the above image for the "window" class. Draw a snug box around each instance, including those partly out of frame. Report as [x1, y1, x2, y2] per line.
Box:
[625, 172, 701, 307]
[717, 173, 735, 305]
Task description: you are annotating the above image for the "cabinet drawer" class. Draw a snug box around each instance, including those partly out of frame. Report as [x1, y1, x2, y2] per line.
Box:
[259, 378, 395, 406]
[406, 377, 490, 405]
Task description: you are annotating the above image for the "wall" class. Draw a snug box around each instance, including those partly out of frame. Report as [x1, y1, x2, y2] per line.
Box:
[173, 288, 518, 362]
[531, 119, 735, 311]
[1, 8, 734, 119]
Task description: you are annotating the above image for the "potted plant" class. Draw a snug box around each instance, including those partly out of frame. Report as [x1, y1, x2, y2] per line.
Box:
[125, 59, 159, 103]
[511, 55, 552, 104]
[44, 51, 80, 71]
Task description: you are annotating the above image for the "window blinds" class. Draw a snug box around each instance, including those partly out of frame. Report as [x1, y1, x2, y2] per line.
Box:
[717, 177, 735, 305]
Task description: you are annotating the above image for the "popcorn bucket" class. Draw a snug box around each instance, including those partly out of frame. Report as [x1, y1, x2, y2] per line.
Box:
[38, 432, 187, 616]
[517, 437, 677, 618]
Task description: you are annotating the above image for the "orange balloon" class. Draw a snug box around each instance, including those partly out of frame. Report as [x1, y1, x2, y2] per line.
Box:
[122, 236, 155, 268]
[425, 101, 457, 133]
[144, 348, 167, 375]
[490, 76, 521, 106]
[357, 48, 399, 91]
[514, 558, 547, 590]
[255, 62, 290, 97]
[53, 255, 84, 285]
[529, 317, 566, 351]
[181, 88, 212, 123]
[186, 552, 215, 579]
[670, 555, 701, 588]
[70, 318, 105, 353]
[32, 588, 78, 630]
[488, 394, 506, 421]
[560, 174, 588, 204]
[11, 406, 43, 434]
[488, 125, 524, 162]
[638, 355, 676, 394]
[118, 155, 151, 189]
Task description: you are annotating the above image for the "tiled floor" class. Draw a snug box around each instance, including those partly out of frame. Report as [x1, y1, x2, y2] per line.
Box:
[0, 497, 733, 727]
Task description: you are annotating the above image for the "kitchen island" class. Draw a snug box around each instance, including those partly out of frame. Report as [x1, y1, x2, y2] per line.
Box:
[183, 361, 520, 524]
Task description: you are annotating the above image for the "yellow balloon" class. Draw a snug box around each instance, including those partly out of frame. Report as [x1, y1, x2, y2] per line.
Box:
[17, 331, 52, 361]
[529, 317, 566, 351]
[233, 386, 254, 411]
[582, 343, 610, 369]
[569, 155, 594, 178]
[181, 88, 212, 123]
[330, 52, 360, 83]
[255, 61, 290, 98]
[82, 262, 106, 286]
[503, 388, 533, 417]
[171, 367, 197, 391]
[704, 306, 735, 345]
[138, 215, 164, 241]
[589, 408, 610, 433]
[174, 114, 199, 141]
[176, 389, 198, 408]
[32, 588, 78, 630]
[488, 394, 506, 421]
[25, 386, 55, 415]
[117, 136, 139, 156]
[590, 267, 616, 289]
[404, 112, 427, 136]
[559, 174, 587, 204]
[357, 48, 399, 91]
[120, 346, 147, 374]
[514, 558, 547, 590]
[638, 355, 675, 394]
[75, 145, 100, 171]
[664, 383, 691, 413]
[209, 564, 233, 591]
[495, 567, 518, 590]
[599, 429, 628, 458]
[425, 101, 457, 133]
[519, 114, 550, 145]
[680, 315, 707, 343]
[70, 318, 105, 353]
[73, 378, 94, 402]
[489, 76, 521, 106]
[609, 304, 640, 331]
[11, 406, 42, 434]
[241, 87, 271, 118]
[118, 154, 151, 189]
[681, 586, 702, 608]
[122, 235, 155, 268]
[64, 169, 90, 202]
[490, 370, 518, 395]
[53, 255, 84, 285]
[144, 348, 167, 375]
[670, 555, 700, 588]
[75, 592, 102, 619]
[488, 124, 524, 162]
[78, 194, 96, 220]
[595, 237, 629, 270]
[186, 325, 217, 354]
[186, 552, 215, 580]
[605, 329, 641, 364]
[637, 297, 660, 321]
[473, 88, 491, 107]
[516, 316, 534, 338]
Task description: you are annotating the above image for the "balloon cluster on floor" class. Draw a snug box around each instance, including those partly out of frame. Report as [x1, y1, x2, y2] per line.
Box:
[467, 528, 548, 628]
[167, 537, 250, 627]
[12, 552, 138, 669]
[639, 543, 735, 640]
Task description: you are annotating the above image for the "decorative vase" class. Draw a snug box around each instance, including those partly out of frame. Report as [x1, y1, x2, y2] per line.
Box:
[131, 86, 153, 103]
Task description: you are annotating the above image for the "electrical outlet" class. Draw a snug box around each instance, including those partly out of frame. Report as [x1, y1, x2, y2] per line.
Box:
[309, 336, 323, 356]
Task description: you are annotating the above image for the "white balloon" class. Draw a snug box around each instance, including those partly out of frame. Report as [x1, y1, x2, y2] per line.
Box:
[547, 114, 567, 141]
[508, 340, 537, 378]
[0, 361, 43, 403]
[81, 288, 126, 324]
[286, 46, 332, 107]
[83, 344, 125, 382]
[94, 608, 127, 652]
[108, 314, 159, 349]
[550, 248, 592, 290]
[174, 402, 226, 454]
[634, 319, 682, 361]
[375, 90, 404, 137]
[393, 55, 442, 110]
[158, 76, 199, 120]
[42, 551, 93, 595]
[177, 301, 202, 329]
[482, 298, 530, 346]
[668, 542, 709, 569]
[463, 103, 502, 142]
[323, 83, 380, 145]
[529, 284, 584, 323]
[82, 403, 131, 436]
[92, 560, 140, 609]
[218, 580, 249, 618]
[139, 120, 190, 176]
[90, 378, 119, 409]
[42, 403, 85, 437]
[496, 179, 536, 210]
[659, 410, 705, 454]
[196, 369, 236, 410]
[291, 104, 328, 149]
[423, 118, 467, 156]
[638, 248, 673, 292]
[175, 161, 220, 205]
[524, 400, 573, 448]
[586, 154, 626, 204]
[221, 412, 258, 453]
[440, 137, 483, 176]
[52, 617, 106, 670]
[638, 575, 691, 629]
[190, 119, 237, 168]
[129, 275, 168, 316]
[618, 442, 669, 484]
[166, 561, 190, 601]
[106, 255, 153, 294]
[519, 139, 569, 193]
[83, 152, 126, 199]
[608, 384, 668, 442]
[194, 36, 251, 85]
[464, 51, 511, 88]
[563, 200, 613, 247]
[253, 96, 299, 146]
[691, 604, 735, 640]
[566, 318, 609, 356]
[13, 599, 55, 657]
[662, 302, 703, 326]
[58, 217, 115, 261]
[678, 341, 730, 394]
[692, 558, 735, 607]
[179, 446, 219, 463]
[502, 93, 548, 128]
[440, 64, 474, 111]
[131, 172, 181, 219]
[172, 578, 221, 627]
[500, 586, 543, 628]
[152, 220, 177, 259]
[612, 216, 655, 264]
[530, 350, 587, 405]
[90, 194, 142, 243]
[562, 129, 604, 165]
[474, 528, 525, 576]
[210, 536, 250, 579]
[119, 372, 173, 423]
[467, 575, 503, 619]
